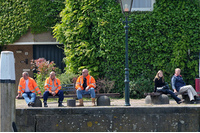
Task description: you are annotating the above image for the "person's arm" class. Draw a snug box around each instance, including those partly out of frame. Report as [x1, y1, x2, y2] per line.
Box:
[55, 78, 61, 94]
[88, 76, 96, 89]
[31, 78, 41, 95]
[75, 76, 82, 90]
[171, 76, 177, 92]
[154, 78, 158, 92]
[44, 78, 52, 93]
[16, 78, 23, 99]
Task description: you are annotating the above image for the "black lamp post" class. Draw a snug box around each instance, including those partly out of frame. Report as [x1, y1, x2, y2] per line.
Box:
[119, 0, 133, 106]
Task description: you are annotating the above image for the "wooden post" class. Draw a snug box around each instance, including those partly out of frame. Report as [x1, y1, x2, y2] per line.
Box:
[0, 51, 16, 132]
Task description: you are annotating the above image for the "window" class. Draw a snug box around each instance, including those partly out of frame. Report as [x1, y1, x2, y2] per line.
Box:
[131, 0, 155, 11]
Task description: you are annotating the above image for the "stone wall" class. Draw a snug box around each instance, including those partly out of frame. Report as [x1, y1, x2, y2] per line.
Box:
[16, 107, 200, 132]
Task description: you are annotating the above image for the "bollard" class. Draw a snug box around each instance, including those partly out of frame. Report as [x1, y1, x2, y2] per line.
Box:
[0, 51, 16, 132]
[97, 96, 110, 106]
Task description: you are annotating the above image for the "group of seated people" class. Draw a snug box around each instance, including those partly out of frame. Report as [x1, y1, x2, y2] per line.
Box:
[154, 68, 198, 104]
[16, 68, 198, 107]
[16, 69, 96, 107]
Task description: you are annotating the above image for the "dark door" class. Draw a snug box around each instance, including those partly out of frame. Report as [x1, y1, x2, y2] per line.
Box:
[33, 45, 65, 72]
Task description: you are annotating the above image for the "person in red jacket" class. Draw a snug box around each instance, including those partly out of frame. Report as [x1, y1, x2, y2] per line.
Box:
[76, 69, 96, 106]
[43, 71, 64, 107]
[16, 72, 41, 107]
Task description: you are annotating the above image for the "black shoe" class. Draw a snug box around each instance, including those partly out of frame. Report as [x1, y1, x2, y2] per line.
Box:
[177, 100, 183, 104]
[58, 102, 64, 107]
[44, 101, 48, 107]
[190, 100, 196, 104]
[28, 102, 34, 107]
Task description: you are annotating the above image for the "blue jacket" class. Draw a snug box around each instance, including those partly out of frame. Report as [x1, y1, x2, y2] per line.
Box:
[171, 75, 186, 92]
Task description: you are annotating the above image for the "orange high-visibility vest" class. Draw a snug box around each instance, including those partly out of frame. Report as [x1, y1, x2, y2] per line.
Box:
[44, 77, 61, 94]
[18, 77, 41, 94]
[75, 75, 96, 90]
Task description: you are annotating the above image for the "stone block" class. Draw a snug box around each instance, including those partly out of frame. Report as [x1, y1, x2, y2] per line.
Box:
[145, 95, 152, 104]
[67, 99, 76, 107]
[151, 94, 169, 104]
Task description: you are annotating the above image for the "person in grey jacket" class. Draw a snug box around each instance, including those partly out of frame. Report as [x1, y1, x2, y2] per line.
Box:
[171, 68, 198, 103]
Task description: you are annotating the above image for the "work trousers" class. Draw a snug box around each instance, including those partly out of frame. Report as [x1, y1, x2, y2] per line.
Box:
[76, 88, 95, 99]
[43, 90, 64, 102]
[22, 92, 36, 105]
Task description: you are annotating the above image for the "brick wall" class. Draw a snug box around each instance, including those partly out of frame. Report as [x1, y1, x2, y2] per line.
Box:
[4, 45, 33, 91]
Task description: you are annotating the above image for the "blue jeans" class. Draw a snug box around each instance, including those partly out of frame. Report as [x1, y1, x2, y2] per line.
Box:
[76, 88, 95, 99]
[157, 89, 181, 103]
[43, 90, 64, 102]
[22, 92, 36, 105]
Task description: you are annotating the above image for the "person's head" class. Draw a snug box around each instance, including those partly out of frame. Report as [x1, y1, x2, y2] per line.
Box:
[154, 70, 164, 82]
[82, 69, 88, 78]
[22, 72, 29, 80]
[50, 71, 56, 80]
[175, 68, 181, 76]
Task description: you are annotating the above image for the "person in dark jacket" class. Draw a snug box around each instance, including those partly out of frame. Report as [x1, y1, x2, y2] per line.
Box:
[171, 68, 198, 103]
[154, 70, 182, 104]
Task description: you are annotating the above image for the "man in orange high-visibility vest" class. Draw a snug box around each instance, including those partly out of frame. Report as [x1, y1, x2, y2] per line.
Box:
[76, 69, 96, 106]
[16, 72, 42, 107]
[43, 71, 64, 107]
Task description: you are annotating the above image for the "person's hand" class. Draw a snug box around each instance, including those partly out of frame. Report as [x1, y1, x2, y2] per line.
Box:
[174, 89, 177, 93]
[16, 94, 21, 99]
[78, 87, 82, 91]
[39, 93, 43, 98]
[85, 86, 90, 91]
[52, 92, 56, 96]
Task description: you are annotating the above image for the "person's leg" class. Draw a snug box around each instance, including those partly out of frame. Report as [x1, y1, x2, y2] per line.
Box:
[88, 88, 96, 106]
[180, 85, 194, 101]
[57, 90, 64, 101]
[188, 85, 198, 96]
[76, 89, 84, 106]
[57, 90, 64, 107]
[22, 92, 31, 105]
[22, 93, 30, 105]
[43, 91, 50, 107]
[77, 89, 83, 99]
[88, 88, 95, 98]
[166, 89, 181, 103]
[29, 93, 36, 103]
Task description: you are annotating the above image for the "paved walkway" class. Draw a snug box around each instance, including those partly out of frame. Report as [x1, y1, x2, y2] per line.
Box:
[16, 98, 200, 108]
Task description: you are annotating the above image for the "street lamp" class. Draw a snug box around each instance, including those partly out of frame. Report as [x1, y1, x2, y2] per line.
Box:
[119, 0, 133, 106]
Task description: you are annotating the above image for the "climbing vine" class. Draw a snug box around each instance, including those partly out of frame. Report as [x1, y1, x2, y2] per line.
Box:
[0, 0, 65, 46]
[54, 0, 200, 96]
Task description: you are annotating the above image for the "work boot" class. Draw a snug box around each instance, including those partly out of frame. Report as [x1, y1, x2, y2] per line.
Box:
[44, 101, 48, 107]
[58, 101, 64, 107]
[77, 99, 84, 106]
[91, 98, 95, 106]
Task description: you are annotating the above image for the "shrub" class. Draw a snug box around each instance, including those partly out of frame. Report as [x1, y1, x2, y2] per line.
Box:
[129, 77, 154, 99]
[96, 78, 115, 93]
[31, 58, 60, 93]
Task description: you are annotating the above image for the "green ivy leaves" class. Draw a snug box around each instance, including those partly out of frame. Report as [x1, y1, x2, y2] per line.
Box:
[53, 0, 199, 95]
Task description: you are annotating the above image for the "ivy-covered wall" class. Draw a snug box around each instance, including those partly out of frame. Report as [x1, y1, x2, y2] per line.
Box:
[0, 0, 65, 46]
[53, 0, 200, 94]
